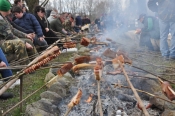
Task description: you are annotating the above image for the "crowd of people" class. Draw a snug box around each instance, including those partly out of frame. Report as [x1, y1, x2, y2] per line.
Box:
[0, 0, 104, 99]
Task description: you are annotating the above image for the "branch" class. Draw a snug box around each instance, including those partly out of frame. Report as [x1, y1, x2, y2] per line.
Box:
[118, 60, 150, 116]
[97, 81, 103, 116]
[112, 83, 175, 105]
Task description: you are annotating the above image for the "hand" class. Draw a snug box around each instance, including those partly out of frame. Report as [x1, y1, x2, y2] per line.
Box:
[39, 36, 45, 41]
[0, 61, 7, 67]
[26, 33, 35, 42]
[45, 28, 49, 32]
[62, 29, 67, 34]
[135, 29, 141, 34]
[25, 42, 33, 49]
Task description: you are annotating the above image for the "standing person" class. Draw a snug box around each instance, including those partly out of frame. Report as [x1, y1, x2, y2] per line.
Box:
[75, 14, 82, 33]
[34, 6, 60, 45]
[135, 14, 160, 51]
[0, 0, 37, 65]
[148, 0, 175, 60]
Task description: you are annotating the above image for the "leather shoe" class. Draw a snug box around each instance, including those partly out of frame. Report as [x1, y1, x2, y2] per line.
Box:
[0, 92, 13, 100]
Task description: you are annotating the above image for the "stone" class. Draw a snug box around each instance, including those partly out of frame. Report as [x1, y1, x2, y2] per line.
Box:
[25, 98, 60, 116]
[149, 91, 175, 110]
[78, 47, 90, 53]
[25, 107, 55, 116]
[48, 82, 68, 97]
[40, 91, 62, 102]
[161, 109, 175, 116]
[44, 69, 55, 83]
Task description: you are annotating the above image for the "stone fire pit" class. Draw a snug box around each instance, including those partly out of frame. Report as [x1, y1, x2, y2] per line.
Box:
[25, 36, 175, 116]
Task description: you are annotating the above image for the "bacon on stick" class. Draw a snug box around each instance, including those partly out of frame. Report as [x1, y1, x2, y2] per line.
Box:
[80, 37, 90, 46]
[94, 65, 102, 81]
[63, 42, 77, 48]
[68, 89, 82, 108]
[160, 81, 175, 101]
[74, 56, 98, 64]
[57, 62, 73, 76]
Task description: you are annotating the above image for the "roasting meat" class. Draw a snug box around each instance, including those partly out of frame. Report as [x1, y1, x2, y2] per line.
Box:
[72, 63, 95, 72]
[68, 89, 82, 108]
[57, 62, 73, 76]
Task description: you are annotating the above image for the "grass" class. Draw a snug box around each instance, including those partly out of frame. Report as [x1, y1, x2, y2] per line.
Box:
[0, 52, 74, 116]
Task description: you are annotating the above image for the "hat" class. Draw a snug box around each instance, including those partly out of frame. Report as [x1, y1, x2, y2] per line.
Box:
[138, 14, 146, 20]
[0, 0, 11, 12]
[50, 10, 58, 16]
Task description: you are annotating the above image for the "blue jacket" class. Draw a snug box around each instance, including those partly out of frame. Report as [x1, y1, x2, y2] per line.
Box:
[14, 13, 43, 37]
[75, 16, 82, 26]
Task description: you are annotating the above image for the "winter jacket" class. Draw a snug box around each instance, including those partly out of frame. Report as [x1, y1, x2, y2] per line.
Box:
[75, 16, 82, 26]
[148, 0, 175, 22]
[50, 18, 63, 33]
[141, 16, 160, 39]
[14, 13, 44, 37]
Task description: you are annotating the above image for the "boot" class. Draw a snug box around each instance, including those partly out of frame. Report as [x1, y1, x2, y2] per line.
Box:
[0, 92, 13, 100]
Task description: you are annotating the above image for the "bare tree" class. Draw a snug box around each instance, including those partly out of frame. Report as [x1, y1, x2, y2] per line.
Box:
[25, 0, 39, 13]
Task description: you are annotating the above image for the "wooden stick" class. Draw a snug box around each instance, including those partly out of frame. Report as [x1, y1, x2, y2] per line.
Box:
[2, 83, 46, 116]
[132, 65, 175, 85]
[118, 60, 150, 116]
[0, 72, 24, 95]
[64, 107, 72, 116]
[97, 81, 103, 116]
[112, 83, 175, 105]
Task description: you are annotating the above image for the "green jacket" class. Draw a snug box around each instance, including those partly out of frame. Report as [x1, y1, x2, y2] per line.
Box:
[50, 18, 63, 33]
[0, 15, 26, 41]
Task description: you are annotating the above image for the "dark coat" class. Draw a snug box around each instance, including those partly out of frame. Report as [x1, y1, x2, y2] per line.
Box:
[82, 18, 91, 26]
[14, 13, 43, 37]
[75, 16, 82, 26]
[148, 0, 175, 22]
[141, 16, 160, 40]
[34, 15, 59, 45]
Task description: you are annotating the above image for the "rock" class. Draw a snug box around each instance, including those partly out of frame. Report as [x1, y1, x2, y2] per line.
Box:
[78, 47, 90, 52]
[46, 75, 61, 88]
[69, 53, 80, 62]
[161, 109, 175, 116]
[25, 107, 55, 116]
[25, 98, 60, 116]
[40, 91, 62, 103]
[50, 67, 59, 75]
[149, 91, 175, 110]
[44, 69, 55, 83]
[48, 82, 68, 97]
[123, 74, 161, 100]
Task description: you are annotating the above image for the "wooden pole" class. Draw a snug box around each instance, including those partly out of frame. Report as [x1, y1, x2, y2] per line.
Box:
[97, 81, 103, 116]
[118, 60, 150, 116]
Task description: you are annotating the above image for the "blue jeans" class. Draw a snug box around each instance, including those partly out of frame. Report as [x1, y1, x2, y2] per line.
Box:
[0, 48, 13, 79]
[159, 20, 175, 58]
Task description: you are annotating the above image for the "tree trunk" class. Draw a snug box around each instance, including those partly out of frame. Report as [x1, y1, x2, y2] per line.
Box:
[25, 0, 39, 13]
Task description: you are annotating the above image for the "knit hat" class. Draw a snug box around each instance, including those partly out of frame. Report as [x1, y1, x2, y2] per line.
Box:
[0, 0, 11, 12]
